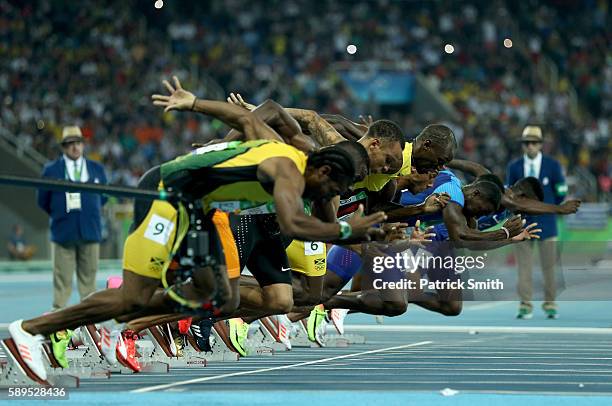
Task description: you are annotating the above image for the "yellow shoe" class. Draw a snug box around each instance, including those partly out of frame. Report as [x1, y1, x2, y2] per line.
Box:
[307, 304, 327, 345]
[228, 318, 249, 357]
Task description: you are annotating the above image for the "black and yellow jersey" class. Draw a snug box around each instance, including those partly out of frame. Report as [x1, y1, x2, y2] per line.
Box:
[337, 142, 412, 218]
[160, 140, 307, 213]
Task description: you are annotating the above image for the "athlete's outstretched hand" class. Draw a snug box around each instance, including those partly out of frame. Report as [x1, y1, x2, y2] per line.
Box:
[512, 222, 542, 241]
[152, 76, 196, 112]
[558, 199, 581, 214]
[227, 93, 256, 111]
[382, 222, 409, 242]
[411, 220, 435, 241]
[347, 204, 387, 241]
[502, 215, 525, 238]
[359, 114, 374, 127]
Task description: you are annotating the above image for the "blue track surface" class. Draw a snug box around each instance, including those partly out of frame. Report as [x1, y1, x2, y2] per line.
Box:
[1, 271, 612, 405]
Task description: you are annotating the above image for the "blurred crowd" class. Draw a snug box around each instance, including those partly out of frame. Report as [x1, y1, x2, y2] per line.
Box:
[0, 0, 609, 199]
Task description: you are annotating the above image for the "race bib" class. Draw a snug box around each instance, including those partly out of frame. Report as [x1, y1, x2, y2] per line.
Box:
[144, 214, 175, 245]
[65, 193, 82, 212]
[304, 241, 324, 256]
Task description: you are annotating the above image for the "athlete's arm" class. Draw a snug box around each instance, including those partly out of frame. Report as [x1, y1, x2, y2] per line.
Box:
[502, 194, 581, 215]
[258, 158, 386, 242]
[446, 159, 491, 177]
[384, 193, 450, 222]
[444, 202, 516, 242]
[444, 203, 539, 249]
[285, 108, 347, 146]
[226, 99, 317, 152]
[368, 180, 398, 213]
[320, 114, 367, 142]
[152, 76, 281, 141]
[311, 200, 338, 223]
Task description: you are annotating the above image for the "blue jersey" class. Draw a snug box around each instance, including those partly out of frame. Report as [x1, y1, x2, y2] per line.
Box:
[397, 170, 465, 242]
[398, 170, 464, 226]
[477, 208, 511, 231]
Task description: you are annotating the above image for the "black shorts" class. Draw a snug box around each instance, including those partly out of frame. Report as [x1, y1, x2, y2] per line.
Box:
[230, 214, 291, 287]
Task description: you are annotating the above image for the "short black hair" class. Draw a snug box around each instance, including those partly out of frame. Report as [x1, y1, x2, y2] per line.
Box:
[332, 141, 369, 181]
[365, 119, 405, 149]
[417, 124, 457, 151]
[474, 180, 502, 211]
[477, 174, 505, 194]
[307, 143, 358, 182]
[513, 177, 544, 201]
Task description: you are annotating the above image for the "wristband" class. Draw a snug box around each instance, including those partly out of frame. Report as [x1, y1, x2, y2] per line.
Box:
[338, 221, 352, 240]
[501, 226, 510, 239]
[191, 97, 198, 111]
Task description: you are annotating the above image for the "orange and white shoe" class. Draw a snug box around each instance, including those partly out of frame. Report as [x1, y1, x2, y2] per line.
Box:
[8, 320, 47, 381]
[276, 315, 292, 350]
[117, 330, 141, 372]
[330, 308, 349, 335]
[98, 320, 124, 366]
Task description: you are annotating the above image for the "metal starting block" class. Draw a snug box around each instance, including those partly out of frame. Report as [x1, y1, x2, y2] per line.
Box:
[244, 318, 288, 356]
[321, 331, 367, 347]
[0, 339, 79, 388]
[143, 325, 207, 368]
[141, 322, 239, 366]
[81, 325, 170, 374]
[289, 320, 320, 348]
[58, 326, 112, 379]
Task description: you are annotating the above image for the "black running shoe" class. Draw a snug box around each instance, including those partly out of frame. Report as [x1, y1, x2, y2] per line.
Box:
[191, 318, 213, 352]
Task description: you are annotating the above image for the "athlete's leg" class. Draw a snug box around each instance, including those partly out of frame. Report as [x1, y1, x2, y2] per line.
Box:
[323, 289, 408, 316]
[22, 270, 160, 336]
[291, 273, 324, 306]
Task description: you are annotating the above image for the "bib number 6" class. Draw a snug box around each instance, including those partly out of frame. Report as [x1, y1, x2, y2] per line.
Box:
[304, 241, 324, 256]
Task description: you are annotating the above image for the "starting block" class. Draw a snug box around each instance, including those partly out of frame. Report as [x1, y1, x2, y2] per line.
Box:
[289, 319, 366, 348]
[289, 320, 320, 348]
[70, 325, 168, 374]
[0, 339, 79, 388]
[142, 322, 239, 366]
[53, 326, 112, 379]
[244, 318, 288, 356]
[144, 324, 207, 368]
[322, 331, 366, 347]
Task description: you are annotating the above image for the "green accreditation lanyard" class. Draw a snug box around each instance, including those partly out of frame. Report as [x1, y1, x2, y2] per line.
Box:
[65, 159, 84, 182]
[303, 199, 312, 215]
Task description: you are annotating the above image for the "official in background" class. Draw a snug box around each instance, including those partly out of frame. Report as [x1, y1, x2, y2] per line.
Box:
[37, 126, 108, 310]
[506, 125, 568, 319]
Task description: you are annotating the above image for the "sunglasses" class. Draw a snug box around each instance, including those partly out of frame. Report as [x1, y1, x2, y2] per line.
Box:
[61, 140, 83, 146]
[521, 141, 542, 146]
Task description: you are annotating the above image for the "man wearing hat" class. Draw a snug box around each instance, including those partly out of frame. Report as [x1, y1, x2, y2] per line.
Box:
[506, 125, 568, 319]
[37, 126, 108, 311]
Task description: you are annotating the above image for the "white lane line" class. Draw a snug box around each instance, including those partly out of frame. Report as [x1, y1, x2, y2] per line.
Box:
[131, 340, 432, 393]
[343, 325, 612, 334]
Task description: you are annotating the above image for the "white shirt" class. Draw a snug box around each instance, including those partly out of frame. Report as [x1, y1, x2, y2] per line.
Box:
[63, 154, 89, 183]
[523, 152, 542, 179]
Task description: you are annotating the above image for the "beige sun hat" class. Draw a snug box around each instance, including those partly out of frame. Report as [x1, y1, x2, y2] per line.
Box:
[61, 126, 84, 144]
[521, 125, 543, 142]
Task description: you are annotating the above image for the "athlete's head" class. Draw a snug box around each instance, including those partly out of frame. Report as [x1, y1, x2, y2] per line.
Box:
[411, 124, 457, 174]
[304, 143, 364, 200]
[511, 177, 544, 201]
[334, 141, 370, 182]
[360, 120, 405, 175]
[462, 180, 502, 218]
[476, 174, 505, 195]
